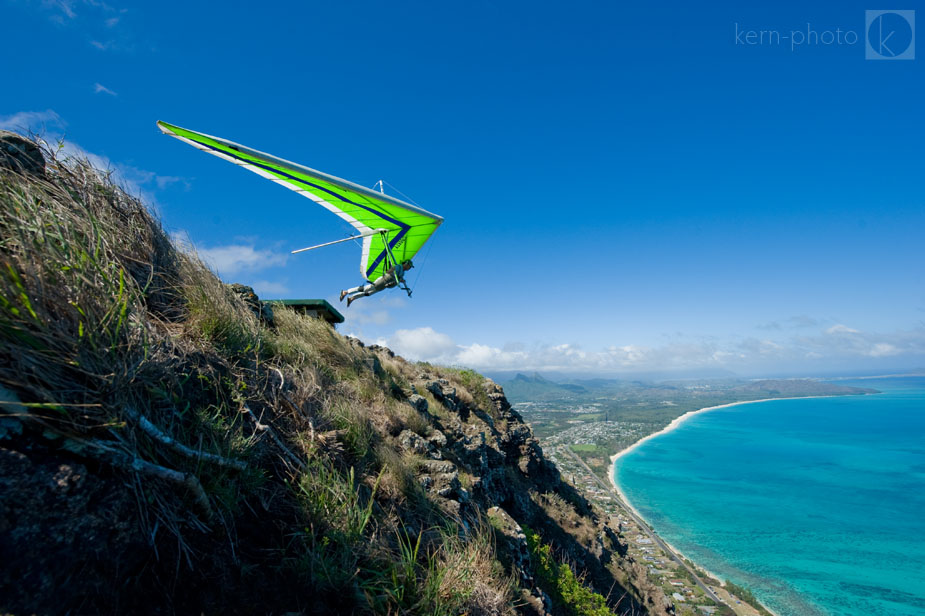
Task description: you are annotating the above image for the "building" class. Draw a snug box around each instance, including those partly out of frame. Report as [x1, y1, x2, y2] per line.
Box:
[264, 299, 345, 326]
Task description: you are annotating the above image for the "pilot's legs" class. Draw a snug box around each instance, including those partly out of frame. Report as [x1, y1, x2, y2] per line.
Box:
[345, 278, 400, 306]
[340, 283, 370, 302]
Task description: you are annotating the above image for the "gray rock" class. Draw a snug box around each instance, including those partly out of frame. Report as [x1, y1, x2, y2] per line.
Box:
[455, 431, 489, 475]
[426, 379, 459, 411]
[501, 424, 532, 450]
[364, 356, 384, 377]
[0, 131, 45, 176]
[435, 479, 458, 498]
[367, 343, 394, 357]
[487, 506, 533, 585]
[421, 460, 456, 475]
[519, 588, 553, 616]
[418, 459, 461, 501]
[426, 429, 447, 448]
[437, 497, 461, 517]
[398, 429, 433, 457]
[228, 283, 275, 327]
[407, 394, 428, 414]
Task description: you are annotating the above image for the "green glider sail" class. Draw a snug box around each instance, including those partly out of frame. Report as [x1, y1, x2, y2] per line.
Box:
[157, 121, 443, 282]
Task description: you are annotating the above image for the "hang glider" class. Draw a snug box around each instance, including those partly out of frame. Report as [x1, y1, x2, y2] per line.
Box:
[156, 121, 443, 283]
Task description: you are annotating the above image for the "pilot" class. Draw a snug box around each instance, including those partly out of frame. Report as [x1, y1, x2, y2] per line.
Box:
[340, 260, 413, 307]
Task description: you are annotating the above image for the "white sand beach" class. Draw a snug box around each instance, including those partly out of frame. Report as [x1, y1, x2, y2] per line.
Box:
[609, 400, 765, 521]
[608, 395, 846, 478]
[605, 396, 844, 616]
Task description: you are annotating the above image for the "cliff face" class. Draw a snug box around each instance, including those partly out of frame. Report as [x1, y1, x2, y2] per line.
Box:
[0, 136, 668, 615]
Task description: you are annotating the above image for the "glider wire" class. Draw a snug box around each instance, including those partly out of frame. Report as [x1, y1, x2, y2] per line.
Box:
[410, 224, 439, 294]
[381, 180, 423, 207]
[373, 180, 435, 294]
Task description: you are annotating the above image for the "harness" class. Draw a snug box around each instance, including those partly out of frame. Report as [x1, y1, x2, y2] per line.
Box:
[380, 230, 413, 297]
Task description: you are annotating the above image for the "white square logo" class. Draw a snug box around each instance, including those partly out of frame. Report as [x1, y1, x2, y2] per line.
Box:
[866, 10, 915, 59]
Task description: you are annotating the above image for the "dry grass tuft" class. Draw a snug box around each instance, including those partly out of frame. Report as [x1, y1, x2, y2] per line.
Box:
[436, 523, 516, 615]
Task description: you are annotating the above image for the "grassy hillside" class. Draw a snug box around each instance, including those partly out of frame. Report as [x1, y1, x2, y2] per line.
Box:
[0, 137, 668, 615]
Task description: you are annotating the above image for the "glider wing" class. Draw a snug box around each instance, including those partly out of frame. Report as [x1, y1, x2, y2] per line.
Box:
[157, 121, 443, 282]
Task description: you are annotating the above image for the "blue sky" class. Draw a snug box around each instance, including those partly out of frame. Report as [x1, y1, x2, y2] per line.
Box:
[3, 0, 924, 376]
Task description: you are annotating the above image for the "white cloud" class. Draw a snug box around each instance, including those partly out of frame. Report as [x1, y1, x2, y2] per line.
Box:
[93, 82, 117, 96]
[196, 244, 289, 277]
[826, 324, 860, 335]
[757, 315, 821, 332]
[340, 295, 410, 342]
[42, 0, 76, 19]
[869, 343, 899, 357]
[362, 323, 925, 375]
[53, 142, 160, 205]
[31, 0, 135, 52]
[250, 280, 289, 297]
[355, 308, 393, 326]
[0, 110, 62, 133]
[346, 302, 397, 326]
[763, 325, 925, 365]
[170, 233, 290, 288]
[456, 343, 528, 368]
[388, 327, 458, 361]
[787, 315, 819, 328]
[154, 175, 189, 190]
[40, 0, 115, 20]
[0, 109, 187, 206]
[373, 329, 732, 373]
[738, 338, 783, 356]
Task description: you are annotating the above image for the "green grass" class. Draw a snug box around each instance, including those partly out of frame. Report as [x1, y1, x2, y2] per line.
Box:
[443, 366, 494, 413]
[576, 412, 604, 421]
[524, 526, 615, 616]
[723, 581, 774, 616]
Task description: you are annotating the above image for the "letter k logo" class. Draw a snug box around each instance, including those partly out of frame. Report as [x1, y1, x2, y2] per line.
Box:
[866, 10, 915, 60]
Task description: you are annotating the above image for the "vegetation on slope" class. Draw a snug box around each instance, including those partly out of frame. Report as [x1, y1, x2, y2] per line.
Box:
[524, 527, 612, 616]
[0, 138, 659, 615]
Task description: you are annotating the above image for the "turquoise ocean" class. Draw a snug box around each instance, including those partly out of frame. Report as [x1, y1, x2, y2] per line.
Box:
[613, 377, 925, 616]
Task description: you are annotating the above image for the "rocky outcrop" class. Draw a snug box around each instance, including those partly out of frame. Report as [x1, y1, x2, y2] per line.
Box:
[407, 393, 429, 414]
[0, 131, 45, 176]
[426, 378, 459, 412]
[488, 506, 532, 584]
[488, 505, 554, 616]
[383, 365, 647, 614]
[228, 283, 275, 326]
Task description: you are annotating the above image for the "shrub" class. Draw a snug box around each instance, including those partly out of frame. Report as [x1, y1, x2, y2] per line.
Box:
[524, 526, 614, 616]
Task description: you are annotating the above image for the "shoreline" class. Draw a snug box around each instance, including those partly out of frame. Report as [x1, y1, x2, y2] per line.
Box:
[610, 397, 790, 470]
[606, 395, 845, 616]
[607, 393, 857, 471]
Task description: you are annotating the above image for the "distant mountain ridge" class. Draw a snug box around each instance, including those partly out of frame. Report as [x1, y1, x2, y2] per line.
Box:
[738, 379, 877, 396]
[503, 373, 589, 401]
[501, 373, 878, 406]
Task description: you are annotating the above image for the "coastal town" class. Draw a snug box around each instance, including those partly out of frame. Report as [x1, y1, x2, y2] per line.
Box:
[502, 374, 874, 616]
[545, 441, 768, 616]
